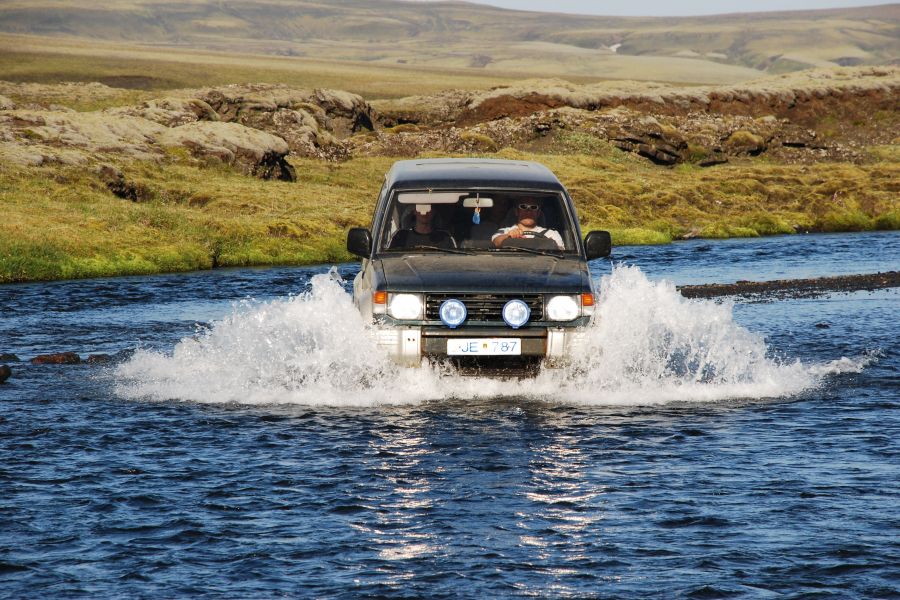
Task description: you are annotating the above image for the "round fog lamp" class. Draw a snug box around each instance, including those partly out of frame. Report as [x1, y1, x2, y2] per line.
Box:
[439, 299, 467, 329]
[502, 299, 530, 329]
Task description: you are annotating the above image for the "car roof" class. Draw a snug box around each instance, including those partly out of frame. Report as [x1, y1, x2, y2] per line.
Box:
[385, 158, 566, 192]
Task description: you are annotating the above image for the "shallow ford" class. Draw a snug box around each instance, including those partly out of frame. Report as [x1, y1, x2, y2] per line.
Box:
[347, 158, 611, 372]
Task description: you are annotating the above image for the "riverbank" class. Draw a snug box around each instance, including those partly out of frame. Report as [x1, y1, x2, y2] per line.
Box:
[1, 151, 897, 283]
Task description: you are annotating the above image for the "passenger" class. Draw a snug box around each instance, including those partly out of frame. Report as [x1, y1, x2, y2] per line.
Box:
[491, 200, 564, 250]
[389, 204, 456, 249]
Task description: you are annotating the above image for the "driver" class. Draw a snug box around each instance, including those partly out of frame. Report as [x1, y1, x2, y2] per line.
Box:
[491, 200, 564, 250]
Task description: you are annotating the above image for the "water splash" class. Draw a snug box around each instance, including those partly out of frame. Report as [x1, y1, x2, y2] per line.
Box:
[115, 266, 867, 406]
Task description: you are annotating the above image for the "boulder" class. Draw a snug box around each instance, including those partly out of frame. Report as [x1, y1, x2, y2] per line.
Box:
[31, 352, 81, 365]
[159, 121, 295, 181]
[0, 365, 10, 383]
[0, 353, 19, 361]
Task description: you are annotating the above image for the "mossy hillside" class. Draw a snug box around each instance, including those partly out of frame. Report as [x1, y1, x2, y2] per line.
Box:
[2, 150, 896, 283]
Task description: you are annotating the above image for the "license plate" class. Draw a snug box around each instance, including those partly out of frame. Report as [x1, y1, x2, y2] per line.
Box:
[447, 338, 521, 356]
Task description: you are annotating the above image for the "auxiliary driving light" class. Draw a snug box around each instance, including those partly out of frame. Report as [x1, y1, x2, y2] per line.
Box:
[502, 299, 530, 329]
[439, 299, 467, 329]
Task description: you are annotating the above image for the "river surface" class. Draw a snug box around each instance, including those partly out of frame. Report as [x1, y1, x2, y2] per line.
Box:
[1, 231, 898, 598]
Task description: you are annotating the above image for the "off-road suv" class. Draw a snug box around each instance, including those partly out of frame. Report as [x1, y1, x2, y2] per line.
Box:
[347, 158, 611, 372]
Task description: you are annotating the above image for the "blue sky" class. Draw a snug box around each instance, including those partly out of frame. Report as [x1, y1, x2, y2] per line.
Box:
[428, 0, 896, 16]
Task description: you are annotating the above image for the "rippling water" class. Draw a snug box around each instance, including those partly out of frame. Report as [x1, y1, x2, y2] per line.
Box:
[1, 232, 898, 597]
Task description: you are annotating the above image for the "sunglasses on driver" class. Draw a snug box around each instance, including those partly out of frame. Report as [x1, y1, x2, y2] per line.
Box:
[518, 203, 540, 211]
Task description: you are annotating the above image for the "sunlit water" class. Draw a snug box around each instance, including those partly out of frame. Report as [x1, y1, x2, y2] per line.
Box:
[1, 232, 898, 597]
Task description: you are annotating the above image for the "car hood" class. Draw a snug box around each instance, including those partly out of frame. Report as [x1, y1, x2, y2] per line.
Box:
[376, 253, 590, 293]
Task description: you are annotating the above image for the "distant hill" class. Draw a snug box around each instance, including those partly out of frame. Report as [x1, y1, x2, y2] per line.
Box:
[0, 0, 897, 83]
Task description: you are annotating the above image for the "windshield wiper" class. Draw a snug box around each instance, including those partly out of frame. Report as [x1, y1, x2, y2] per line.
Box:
[409, 245, 475, 255]
[490, 246, 563, 257]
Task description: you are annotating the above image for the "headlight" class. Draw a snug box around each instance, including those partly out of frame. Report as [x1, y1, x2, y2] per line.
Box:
[546, 295, 580, 321]
[439, 299, 467, 329]
[388, 293, 423, 320]
[502, 299, 530, 329]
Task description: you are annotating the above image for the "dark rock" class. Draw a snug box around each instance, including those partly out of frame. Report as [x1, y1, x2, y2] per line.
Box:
[0, 353, 19, 362]
[97, 165, 152, 202]
[86, 354, 113, 364]
[113, 348, 136, 361]
[0, 365, 10, 383]
[251, 151, 297, 182]
[31, 352, 81, 365]
[815, 322, 831, 329]
[637, 143, 679, 166]
[699, 155, 729, 167]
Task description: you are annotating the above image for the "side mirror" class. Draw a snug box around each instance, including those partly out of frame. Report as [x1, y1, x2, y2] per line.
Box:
[347, 227, 372, 258]
[584, 230, 611, 260]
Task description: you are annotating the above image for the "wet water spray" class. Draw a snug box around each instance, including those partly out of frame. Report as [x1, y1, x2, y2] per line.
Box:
[116, 267, 868, 406]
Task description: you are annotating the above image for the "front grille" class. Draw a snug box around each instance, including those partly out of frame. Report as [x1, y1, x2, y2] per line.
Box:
[425, 293, 544, 322]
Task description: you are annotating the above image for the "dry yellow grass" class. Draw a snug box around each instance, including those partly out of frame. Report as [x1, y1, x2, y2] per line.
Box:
[2, 149, 896, 283]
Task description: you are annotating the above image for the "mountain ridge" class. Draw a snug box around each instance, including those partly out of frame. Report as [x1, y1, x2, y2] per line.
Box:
[0, 0, 896, 82]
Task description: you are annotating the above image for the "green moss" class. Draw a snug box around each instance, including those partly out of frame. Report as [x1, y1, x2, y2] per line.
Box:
[738, 212, 795, 236]
[725, 130, 764, 150]
[605, 228, 672, 246]
[459, 131, 498, 152]
[817, 209, 873, 232]
[384, 124, 421, 134]
[685, 143, 710, 163]
[874, 211, 900, 231]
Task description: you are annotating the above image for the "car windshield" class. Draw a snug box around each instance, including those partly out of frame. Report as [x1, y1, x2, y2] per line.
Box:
[378, 190, 578, 253]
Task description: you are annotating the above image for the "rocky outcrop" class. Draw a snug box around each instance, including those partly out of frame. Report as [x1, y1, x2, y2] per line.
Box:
[0, 110, 165, 166]
[0, 104, 296, 179]
[451, 67, 899, 129]
[159, 121, 295, 180]
[0, 364, 10, 383]
[353, 103, 836, 166]
[198, 85, 376, 160]
[0, 67, 893, 173]
[369, 66, 898, 166]
[0, 83, 377, 172]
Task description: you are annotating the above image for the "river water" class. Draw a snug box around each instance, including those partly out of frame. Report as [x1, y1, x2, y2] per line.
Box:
[1, 232, 898, 597]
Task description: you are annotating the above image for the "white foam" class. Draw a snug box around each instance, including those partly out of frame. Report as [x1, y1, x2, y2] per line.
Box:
[115, 266, 867, 407]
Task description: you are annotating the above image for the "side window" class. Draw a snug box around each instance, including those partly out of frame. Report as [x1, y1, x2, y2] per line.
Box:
[381, 201, 403, 251]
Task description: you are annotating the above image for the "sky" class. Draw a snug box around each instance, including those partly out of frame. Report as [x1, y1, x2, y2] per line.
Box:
[421, 0, 896, 17]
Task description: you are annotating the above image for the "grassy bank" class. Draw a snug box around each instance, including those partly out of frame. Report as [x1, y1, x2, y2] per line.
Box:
[1, 149, 896, 283]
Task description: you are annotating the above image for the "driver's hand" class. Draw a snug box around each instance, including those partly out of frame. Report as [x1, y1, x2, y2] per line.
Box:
[507, 226, 523, 238]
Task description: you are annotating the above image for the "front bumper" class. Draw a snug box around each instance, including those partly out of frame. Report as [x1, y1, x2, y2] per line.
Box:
[373, 323, 590, 367]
